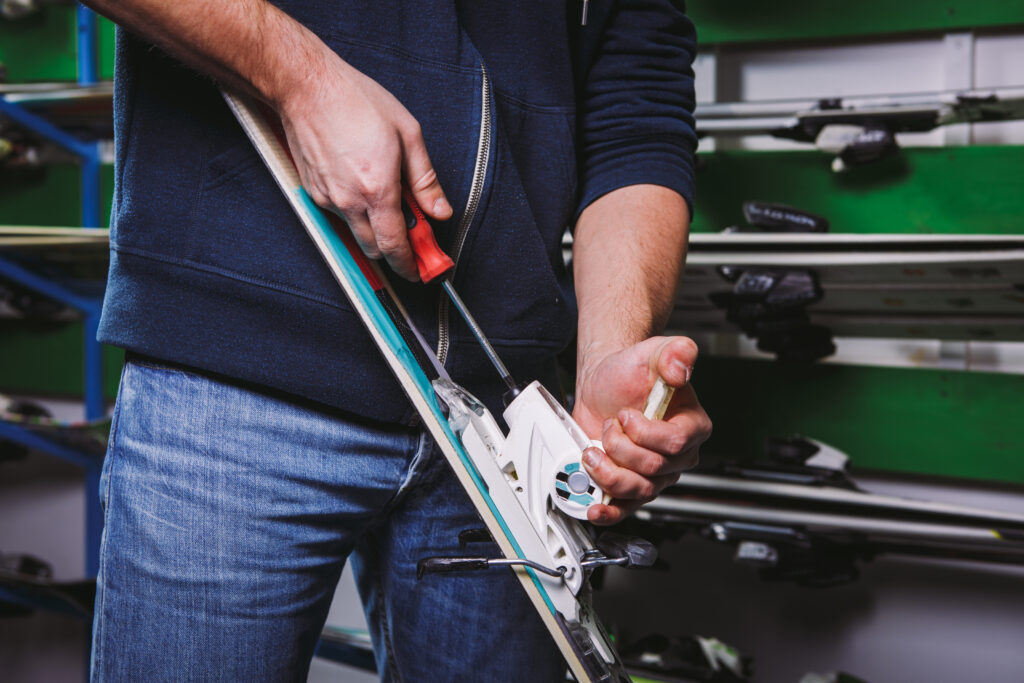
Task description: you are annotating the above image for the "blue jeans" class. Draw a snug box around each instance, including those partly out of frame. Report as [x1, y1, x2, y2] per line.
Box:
[90, 358, 565, 682]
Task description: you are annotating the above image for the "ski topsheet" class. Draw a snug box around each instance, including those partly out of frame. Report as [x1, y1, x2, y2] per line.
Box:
[222, 91, 629, 682]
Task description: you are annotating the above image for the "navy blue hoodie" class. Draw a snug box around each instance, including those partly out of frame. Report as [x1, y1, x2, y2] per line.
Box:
[98, 1, 697, 422]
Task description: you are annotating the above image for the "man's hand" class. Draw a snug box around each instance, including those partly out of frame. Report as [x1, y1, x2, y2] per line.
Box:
[82, 0, 451, 282]
[571, 185, 701, 525]
[276, 50, 452, 281]
[573, 336, 711, 526]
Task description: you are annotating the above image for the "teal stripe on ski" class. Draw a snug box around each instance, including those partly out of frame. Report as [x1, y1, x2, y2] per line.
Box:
[294, 189, 557, 615]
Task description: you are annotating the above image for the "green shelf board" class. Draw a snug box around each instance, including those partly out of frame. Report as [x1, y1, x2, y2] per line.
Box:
[0, 7, 115, 82]
[691, 146, 1024, 234]
[0, 322, 123, 399]
[690, 0, 1024, 45]
[0, 163, 114, 227]
[692, 357, 1024, 484]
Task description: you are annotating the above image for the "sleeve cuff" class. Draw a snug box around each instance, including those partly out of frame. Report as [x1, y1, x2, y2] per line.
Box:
[576, 142, 696, 224]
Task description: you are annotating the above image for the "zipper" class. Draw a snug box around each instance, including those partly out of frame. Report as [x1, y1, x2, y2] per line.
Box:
[436, 64, 493, 366]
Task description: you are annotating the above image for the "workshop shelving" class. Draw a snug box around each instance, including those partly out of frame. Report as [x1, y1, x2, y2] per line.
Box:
[0, 4, 110, 612]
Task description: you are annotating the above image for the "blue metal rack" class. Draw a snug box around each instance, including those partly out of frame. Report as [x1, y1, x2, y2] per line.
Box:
[0, 3, 106, 603]
[0, 5, 103, 228]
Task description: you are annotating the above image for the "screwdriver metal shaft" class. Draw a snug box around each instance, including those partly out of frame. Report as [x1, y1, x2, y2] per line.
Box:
[399, 190, 518, 393]
[441, 279, 518, 393]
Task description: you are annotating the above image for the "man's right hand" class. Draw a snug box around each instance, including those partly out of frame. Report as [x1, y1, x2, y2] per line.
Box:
[275, 49, 453, 281]
[81, 0, 451, 282]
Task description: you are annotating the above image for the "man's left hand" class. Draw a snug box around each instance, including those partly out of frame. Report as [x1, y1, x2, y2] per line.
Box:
[573, 336, 711, 525]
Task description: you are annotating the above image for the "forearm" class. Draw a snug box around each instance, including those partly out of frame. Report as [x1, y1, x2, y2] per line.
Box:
[573, 184, 690, 385]
[81, 0, 330, 107]
[85, 0, 452, 278]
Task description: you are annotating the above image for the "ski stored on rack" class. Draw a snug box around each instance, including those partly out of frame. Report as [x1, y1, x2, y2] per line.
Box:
[222, 90, 661, 682]
[694, 86, 1024, 171]
[636, 437, 1024, 586]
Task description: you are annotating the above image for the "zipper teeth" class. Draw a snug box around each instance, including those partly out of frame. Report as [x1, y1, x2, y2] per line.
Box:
[437, 65, 493, 365]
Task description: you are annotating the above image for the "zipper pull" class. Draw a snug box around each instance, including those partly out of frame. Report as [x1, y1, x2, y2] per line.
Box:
[581, 0, 589, 26]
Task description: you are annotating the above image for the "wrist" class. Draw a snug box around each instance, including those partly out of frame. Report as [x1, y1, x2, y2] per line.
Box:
[250, 11, 337, 111]
[574, 338, 623, 396]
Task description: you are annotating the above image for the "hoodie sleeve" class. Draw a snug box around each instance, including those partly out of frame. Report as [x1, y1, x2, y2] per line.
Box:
[575, 0, 698, 219]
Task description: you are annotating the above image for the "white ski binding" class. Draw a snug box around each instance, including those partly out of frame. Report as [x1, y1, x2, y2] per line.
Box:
[419, 379, 656, 590]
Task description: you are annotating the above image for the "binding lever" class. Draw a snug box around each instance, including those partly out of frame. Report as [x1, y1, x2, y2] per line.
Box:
[591, 533, 658, 569]
[416, 556, 567, 580]
[417, 533, 656, 579]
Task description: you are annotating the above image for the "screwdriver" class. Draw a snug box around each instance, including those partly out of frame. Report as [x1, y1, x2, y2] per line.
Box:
[401, 188, 518, 394]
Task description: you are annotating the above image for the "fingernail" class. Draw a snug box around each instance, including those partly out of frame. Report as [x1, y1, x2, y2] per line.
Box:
[583, 448, 601, 468]
[433, 197, 451, 216]
[672, 360, 692, 384]
[602, 418, 614, 434]
[618, 410, 630, 427]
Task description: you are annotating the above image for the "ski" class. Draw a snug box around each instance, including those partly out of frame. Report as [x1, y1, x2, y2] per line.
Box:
[694, 86, 1024, 140]
[634, 438, 1024, 583]
[669, 232, 1024, 344]
[223, 91, 640, 682]
[694, 86, 1024, 170]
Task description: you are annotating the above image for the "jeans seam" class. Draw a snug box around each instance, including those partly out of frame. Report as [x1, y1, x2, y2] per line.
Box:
[393, 431, 436, 504]
[91, 362, 130, 680]
[375, 430, 434, 519]
[369, 532, 404, 683]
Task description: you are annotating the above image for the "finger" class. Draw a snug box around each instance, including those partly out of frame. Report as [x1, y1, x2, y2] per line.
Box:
[587, 498, 651, 526]
[652, 336, 700, 388]
[616, 402, 712, 461]
[582, 445, 657, 502]
[601, 415, 674, 477]
[341, 209, 381, 260]
[367, 194, 419, 281]
[587, 500, 642, 526]
[587, 470, 681, 525]
[400, 124, 452, 220]
[603, 414, 703, 476]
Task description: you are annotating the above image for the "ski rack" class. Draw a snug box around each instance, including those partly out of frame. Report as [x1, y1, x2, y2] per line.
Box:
[0, 7, 108, 640]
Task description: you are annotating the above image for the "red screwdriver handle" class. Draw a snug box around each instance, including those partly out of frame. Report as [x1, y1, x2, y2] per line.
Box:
[402, 187, 454, 283]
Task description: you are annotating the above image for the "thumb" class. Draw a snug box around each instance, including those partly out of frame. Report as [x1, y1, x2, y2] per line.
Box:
[402, 132, 452, 221]
[653, 336, 699, 388]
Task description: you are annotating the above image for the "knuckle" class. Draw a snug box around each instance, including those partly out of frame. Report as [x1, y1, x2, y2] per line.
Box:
[623, 414, 645, 441]
[329, 192, 360, 214]
[374, 232, 406, 256]
[665, 431, 688, 455]
[409, 166, 439, 193]
[308, 188, 329, 208]
[399, 116, 423, 140]
[638, 452, 664, 477]
[637, 480, 656, 500]
[700, 415, 713, 440]
[359, 179, 388, 203]
[600, 470, 627, 496]
[604, 428, 625, 454]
